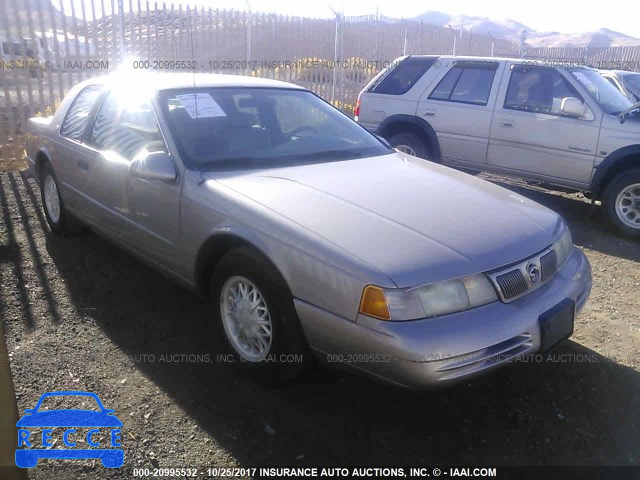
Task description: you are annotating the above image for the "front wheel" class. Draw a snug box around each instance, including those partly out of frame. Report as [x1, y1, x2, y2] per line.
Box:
[603, 168, 640, 238]
[210, 247, 312, 383]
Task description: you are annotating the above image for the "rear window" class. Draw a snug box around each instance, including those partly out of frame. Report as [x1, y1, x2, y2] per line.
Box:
[60, 85, 104, 140]
[369, 56, 437, 95]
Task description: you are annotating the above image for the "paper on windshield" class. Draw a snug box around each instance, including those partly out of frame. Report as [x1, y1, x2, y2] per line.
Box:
[175, 93, 227, 119]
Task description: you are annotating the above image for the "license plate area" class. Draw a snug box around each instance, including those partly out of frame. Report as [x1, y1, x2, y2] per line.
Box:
[539, 298, 575, 352]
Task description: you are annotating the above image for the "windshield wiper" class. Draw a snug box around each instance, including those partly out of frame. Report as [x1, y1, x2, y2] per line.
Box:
[293, 149, 367, 161]
[196, 149, 370, 170]
[197, 156, 264, 170]
[617, 101, 640, 123]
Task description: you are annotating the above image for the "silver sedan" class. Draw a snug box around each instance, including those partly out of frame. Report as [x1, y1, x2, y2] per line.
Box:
[26, 73, 592, 388]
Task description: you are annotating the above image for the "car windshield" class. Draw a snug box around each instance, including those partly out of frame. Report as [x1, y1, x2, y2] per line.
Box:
[622, 73, 640, 99]
[159, 87, 392, 170]
[568, 68, 633, 114]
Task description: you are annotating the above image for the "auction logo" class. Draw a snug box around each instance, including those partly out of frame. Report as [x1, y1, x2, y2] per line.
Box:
[15, 391, 123, 468]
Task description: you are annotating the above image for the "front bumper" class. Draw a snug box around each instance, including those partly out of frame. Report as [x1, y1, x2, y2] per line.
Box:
[295, 247, 591, 388]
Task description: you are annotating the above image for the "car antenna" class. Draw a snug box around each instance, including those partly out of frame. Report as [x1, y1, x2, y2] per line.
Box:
[187, 7, 206, 186]
[188, 6, 196, 96]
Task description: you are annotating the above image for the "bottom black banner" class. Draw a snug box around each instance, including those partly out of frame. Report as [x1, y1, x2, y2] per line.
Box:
[4, 465, 639, 479]
[249, 466, 638, 480]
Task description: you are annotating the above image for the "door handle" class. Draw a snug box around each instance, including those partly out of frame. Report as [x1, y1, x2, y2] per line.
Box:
[78, 160, 90, 171]
[423, 110, 435, 117]
[500, 121, 514, 128]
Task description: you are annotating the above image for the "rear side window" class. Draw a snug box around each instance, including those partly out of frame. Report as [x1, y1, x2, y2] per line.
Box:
[369, 57, 437, 95]
[60, 85, 103, 140]
[89, 91, 166, 161]
[429, 63, 498, 106]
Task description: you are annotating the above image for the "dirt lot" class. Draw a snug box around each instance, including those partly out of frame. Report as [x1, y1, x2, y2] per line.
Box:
[0, 170, 639, 478]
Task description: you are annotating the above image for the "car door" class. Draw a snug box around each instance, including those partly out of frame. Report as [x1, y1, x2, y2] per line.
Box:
[84, 89, 182, 269]
[487, 64, 600, 187]
[416, 60, 503, 165]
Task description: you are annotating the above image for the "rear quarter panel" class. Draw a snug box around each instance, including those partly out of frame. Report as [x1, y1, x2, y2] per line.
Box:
[25, 116, 55, 179]
[26, 80, 102, 201]
[357, 59, 443, 131]
[25, 81, 85, 178]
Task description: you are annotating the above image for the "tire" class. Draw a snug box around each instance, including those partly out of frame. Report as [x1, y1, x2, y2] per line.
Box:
[209, 247, 312, 383]
[388, 132, 428, 159]
[602, 168, 640, 238]
[40, 162, 81, 235]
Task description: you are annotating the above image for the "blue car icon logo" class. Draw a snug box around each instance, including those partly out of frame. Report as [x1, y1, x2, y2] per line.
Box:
[15, 391, 123, 468]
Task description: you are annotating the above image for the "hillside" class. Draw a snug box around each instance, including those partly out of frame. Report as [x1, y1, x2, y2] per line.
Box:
[411, 11, 640, 48]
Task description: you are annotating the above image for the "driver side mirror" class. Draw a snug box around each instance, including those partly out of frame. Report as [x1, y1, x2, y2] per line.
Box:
[560, 97, 586, 118]
[129, 151, 176, 182]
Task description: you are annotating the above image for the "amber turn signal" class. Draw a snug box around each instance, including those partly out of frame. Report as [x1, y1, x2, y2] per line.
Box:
[358, 285, 391, 320]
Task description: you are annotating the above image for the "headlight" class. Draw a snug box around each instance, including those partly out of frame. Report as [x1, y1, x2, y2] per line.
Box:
[552, 226, 573, 268]
[359, 273, 498, 321]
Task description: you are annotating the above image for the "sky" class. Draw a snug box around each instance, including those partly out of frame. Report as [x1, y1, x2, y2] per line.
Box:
[63, 0, 638, 38]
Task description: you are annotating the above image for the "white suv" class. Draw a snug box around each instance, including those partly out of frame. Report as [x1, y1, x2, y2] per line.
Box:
[356, 55, 640, 238]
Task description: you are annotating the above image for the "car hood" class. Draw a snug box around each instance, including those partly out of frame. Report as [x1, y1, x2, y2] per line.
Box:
[603, 112, 640, 133]
[209, 153, 563, 288]
[16, 410, 123, 428]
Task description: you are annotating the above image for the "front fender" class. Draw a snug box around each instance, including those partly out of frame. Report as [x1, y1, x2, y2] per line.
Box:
[192, 225, 276, 295]
[591, 144, 640, 198]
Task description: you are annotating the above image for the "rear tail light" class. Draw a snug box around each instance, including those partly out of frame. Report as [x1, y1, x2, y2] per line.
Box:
[354, 96, 361, 121]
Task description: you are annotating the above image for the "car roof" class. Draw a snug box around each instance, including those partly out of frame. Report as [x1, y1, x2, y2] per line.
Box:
[405, 54, 522, 64]
[78, 71, 306, 92]
[613, 70, 639, 76]
[407, 54, 597, 70]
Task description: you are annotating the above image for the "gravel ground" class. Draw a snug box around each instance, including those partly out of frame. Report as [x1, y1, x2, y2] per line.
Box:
[1, 171, 639, 478]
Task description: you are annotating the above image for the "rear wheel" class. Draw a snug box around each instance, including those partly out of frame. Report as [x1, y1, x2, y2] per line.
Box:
[388, 132, 428, 158]
[210, 247, 312, 383]
[603, 168, 640, 238]
[40, 162, 81, 235]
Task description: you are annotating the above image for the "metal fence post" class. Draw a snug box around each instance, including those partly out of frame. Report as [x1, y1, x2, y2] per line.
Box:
[245, 0, 252, 68]
[330, 9, 340, 102]
[118, 0, 126, 62]
[403, 24, 408, 56]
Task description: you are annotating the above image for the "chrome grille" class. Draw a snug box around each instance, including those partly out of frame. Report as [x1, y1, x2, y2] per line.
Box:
[495, 269, 528, 300]
[540, 250, 557, 281]
[488, 247, 560, 303]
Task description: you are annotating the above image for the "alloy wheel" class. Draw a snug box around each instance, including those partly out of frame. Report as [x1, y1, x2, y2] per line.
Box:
[220, 275, 273, 362]
[615, 183, 640, 229]
[43, 174, 61, 223]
